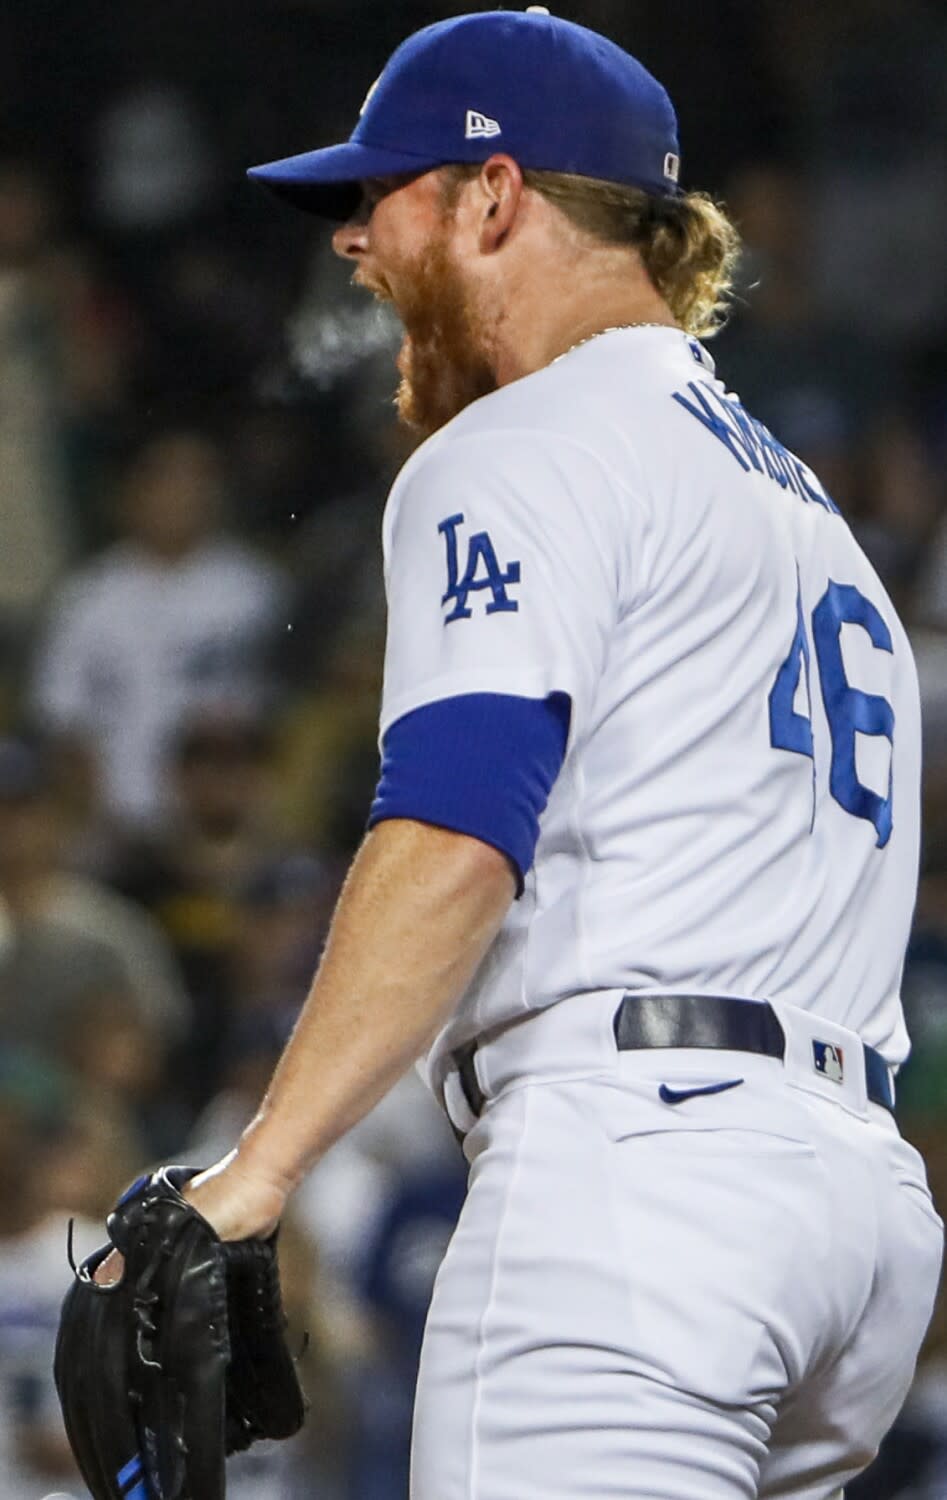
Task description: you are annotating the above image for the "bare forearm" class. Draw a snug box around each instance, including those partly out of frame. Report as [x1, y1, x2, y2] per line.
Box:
[236, 818, 515, 1193]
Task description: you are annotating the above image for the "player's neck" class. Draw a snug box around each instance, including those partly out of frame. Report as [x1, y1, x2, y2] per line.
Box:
[491, 276, 678, 386]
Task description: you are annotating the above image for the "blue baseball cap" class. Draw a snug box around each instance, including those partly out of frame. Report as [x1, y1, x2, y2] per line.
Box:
[248, 7, 681, 220]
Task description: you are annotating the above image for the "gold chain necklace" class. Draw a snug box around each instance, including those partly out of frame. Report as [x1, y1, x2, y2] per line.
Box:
[553, 323, 678, 364]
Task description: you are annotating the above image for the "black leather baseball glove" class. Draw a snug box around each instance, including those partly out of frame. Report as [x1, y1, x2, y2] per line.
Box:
[54, 1165, 307, 1500]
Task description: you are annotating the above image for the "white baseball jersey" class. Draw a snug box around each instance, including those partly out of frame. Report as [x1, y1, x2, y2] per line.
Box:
[378, 327, 920, 1085]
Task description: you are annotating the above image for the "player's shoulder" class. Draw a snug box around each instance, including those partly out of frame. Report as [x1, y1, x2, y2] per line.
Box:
[393, 326, 706, 498]
[387, 391, 625, 550]
[395, 380, 595, 489]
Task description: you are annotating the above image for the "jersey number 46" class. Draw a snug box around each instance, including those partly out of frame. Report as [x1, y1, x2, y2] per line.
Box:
[769, 580, 894, 848]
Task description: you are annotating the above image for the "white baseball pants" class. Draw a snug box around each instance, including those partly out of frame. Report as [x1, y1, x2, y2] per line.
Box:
[411, 993, 943, 1500]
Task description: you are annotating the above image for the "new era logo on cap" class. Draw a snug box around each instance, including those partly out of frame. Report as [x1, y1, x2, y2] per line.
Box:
[813, 1040, 845, 1084]
[248, 11, 681, 218]
[465, 109, 501, 140]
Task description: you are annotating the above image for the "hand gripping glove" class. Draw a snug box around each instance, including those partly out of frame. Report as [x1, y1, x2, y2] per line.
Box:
[53, 1165, 306, 1500]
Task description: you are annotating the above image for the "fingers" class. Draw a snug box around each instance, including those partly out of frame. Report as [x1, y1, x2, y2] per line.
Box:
[93, 1248, 125, 1286]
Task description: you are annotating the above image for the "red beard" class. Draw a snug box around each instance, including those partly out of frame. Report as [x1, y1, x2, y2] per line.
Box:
[382, 235, 498, 440]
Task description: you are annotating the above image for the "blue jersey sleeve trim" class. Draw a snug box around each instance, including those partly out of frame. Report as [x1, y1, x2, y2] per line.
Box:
[368, 692, 571, 895]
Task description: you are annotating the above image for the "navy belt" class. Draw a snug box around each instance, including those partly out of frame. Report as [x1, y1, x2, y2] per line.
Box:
[452, 993, 895, 1122]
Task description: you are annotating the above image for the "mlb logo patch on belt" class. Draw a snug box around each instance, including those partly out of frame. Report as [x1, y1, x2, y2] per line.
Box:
[813, 1040, 845, 1084]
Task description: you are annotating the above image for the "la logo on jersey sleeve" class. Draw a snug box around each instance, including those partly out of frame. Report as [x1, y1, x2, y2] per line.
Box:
[438, 513, 521, 624]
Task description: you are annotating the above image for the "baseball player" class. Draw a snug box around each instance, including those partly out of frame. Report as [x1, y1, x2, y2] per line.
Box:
[95, 10, 943, 1498]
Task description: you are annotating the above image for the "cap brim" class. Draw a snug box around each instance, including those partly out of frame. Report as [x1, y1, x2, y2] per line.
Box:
[247, 140, 441, 220]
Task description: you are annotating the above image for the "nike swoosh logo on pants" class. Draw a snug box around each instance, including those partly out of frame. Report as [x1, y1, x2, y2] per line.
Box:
[658, 1079, 744, 1106]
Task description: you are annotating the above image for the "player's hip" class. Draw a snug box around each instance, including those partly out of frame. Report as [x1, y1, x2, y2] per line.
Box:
[442, 988, 899, 1143]
[433, 1038, 941, 1408]
[415, 1075, 941, 1500]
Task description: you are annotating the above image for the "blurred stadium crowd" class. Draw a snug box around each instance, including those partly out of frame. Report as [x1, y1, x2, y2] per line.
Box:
[0, 1, 945, 1496]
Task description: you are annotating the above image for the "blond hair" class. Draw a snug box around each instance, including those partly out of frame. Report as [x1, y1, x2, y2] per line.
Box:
[443, 165, 741, 339]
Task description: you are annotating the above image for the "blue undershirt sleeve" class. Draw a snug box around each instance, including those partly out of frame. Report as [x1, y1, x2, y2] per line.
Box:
[368, 691, 571, 894]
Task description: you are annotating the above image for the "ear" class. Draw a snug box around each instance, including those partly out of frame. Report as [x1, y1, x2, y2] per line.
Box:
[476, 155, 525, 252]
